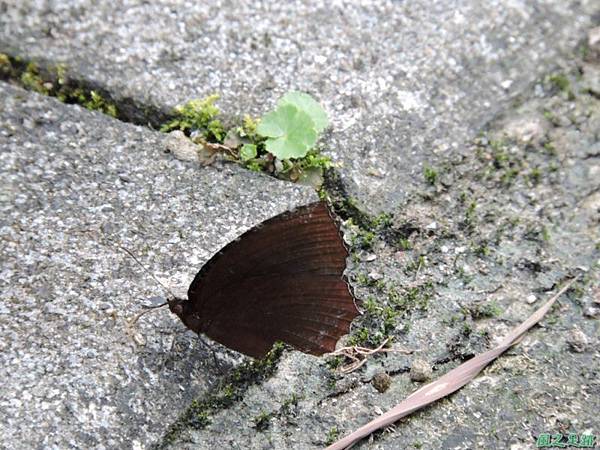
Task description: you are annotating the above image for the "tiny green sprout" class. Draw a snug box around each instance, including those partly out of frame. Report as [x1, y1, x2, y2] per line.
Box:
[326, 355, 343, 369]
[471, 301, 502, 319]
[543, 142, 557, 155]
[241, 114, 259, 138]
[397, 238, 412, 250]
[278, 91, 329, 132]
[363, 297, 380, 315]
[473, 244, 490, 257]
[240, 143, 257, 161]
[254, 411, 271, 431]
[528, 167, 542, 184]
[326, 427, 340, 445]
[465, 201, 477, 224]
[423, 166, 438, 185]
[541, 226, 550, 242]
[462, 322, 473, 336]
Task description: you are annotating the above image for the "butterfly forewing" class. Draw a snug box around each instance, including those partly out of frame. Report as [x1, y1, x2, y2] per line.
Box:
[184, 202, 358, 358]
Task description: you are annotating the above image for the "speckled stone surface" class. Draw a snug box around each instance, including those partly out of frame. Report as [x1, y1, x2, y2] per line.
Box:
[1, 0, 598, 212]
[0, 82, 316, 449]
[159, 34, 600, 450]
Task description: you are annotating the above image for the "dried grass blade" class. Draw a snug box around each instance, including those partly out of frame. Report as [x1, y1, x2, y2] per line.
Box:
[326, 276, 578, 450]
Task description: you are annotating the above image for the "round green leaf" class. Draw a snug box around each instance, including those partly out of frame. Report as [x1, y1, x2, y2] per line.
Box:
[278, 91, 328, 133]
[256, 104, 317, 159]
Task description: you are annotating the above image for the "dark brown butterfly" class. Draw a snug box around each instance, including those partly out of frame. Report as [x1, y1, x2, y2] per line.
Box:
[167, 201, 359, 359]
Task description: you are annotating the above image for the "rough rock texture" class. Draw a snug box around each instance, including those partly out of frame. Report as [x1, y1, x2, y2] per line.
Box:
[0, 82, 316, 449]
[1, 2, 600, 450]
[161, 38, 600, 450]
[1, 0, 599, 212]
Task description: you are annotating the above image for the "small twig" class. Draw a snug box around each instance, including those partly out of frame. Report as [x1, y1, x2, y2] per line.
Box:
[330, 338, 413, 373]
[326, 276, 580, 450]
[202, 141, 237, 157]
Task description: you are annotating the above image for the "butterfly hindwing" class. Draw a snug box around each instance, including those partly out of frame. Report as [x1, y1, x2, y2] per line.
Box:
[184, 202, 358, 358]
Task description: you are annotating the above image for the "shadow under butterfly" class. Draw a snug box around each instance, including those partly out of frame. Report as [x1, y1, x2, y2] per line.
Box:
[167, 201, 359, 359]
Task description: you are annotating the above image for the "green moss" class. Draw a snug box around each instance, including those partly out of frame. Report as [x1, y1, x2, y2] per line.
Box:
[279, 394, 301, 418]
[469, 301, 502, 319]
[541, 225, 550, 242]
[347, 327, 371, 346]
[391, 283, 433, 312]
[461, 322, 473, 336]
[363, 296, 380, 315]
[372, 212, 393, 228]
[161, 95, 224, 141]
[500, 168, 519, 185]
[81, 90, 118, 117]
[548, 73, 570, 92]
[157, 342, 286, 448]
[351, 228, 376, 250]
[1, 55, 120, 119]
[20, 62, 50, 94]
[346, 282, 434, 356]
[0, 53, 14, 78]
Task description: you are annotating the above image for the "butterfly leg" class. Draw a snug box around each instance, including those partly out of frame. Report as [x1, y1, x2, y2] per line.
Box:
[160, 327, 190, 368]
[196, 333, 230, 374]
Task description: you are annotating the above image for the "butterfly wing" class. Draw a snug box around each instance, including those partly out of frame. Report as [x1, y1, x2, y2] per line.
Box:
[185, 202, 358, 358]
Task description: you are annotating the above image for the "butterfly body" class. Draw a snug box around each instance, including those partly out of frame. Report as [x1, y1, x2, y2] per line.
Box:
[170, 202, 359, 359]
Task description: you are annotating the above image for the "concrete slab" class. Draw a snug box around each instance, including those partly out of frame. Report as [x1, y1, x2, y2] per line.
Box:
[1, 1, 598, 212]
[0, 82, 316, 449]
[159, 35, 600, 450]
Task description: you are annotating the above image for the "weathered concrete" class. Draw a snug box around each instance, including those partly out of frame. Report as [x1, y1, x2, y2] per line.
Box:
[162, 36, 600, 450]
[0, 82, 316, 449]
[2, 2, 600, 449]
[1, 0, 598, 213]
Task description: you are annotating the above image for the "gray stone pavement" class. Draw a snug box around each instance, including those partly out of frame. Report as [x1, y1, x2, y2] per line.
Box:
[1, 0, 598, 213]
[159, 48, 600, 449]
[1, 1, 600, 450]
[0, 82, 315, 449]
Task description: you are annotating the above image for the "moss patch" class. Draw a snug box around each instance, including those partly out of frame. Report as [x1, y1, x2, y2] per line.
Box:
[155, 342, 286, 448]
[0, 52, 170, 126]
[1, 54, 120, 117]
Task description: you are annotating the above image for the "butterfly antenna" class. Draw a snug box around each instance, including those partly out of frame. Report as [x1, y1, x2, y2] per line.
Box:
[118, 245, 178, 299]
